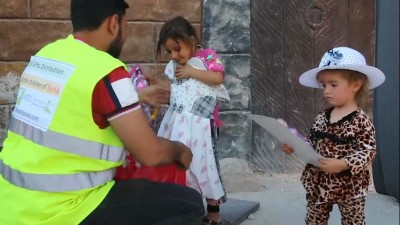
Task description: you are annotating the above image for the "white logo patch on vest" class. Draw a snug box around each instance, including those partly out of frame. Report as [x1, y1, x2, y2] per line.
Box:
[13, 56, 75, 131]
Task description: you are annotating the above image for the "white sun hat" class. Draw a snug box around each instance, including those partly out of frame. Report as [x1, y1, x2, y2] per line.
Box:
[299, 47, 385, 89]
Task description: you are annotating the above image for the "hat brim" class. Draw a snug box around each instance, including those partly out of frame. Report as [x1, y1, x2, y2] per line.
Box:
[299, 64, 385, 89]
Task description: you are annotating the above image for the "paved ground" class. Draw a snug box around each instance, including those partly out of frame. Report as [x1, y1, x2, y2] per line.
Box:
[225, 173, 399, 225]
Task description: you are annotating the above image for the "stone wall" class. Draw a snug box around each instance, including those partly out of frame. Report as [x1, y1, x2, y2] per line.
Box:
[2, 0, 254, 163]
[0, 0, 202, 148]
[203, 0, 252, 160]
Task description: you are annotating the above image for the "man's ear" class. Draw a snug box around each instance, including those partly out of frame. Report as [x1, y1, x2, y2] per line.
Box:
[107, 14, 120, 38]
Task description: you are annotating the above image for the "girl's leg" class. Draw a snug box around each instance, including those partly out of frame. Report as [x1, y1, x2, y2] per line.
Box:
[203, 124, 227, 224]
[305, 201, 333, 225]
[337, 197, 366, 225]
[204, 198, 222, 223]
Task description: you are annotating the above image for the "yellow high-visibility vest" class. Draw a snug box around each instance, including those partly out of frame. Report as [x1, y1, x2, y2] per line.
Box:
[0, 35, 128, 225]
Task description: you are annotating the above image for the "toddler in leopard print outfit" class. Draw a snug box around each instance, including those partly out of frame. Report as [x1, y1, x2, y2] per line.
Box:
[281, 47, 385, 225]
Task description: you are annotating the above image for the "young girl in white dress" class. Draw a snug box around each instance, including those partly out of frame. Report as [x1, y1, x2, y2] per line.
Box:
[156, 16, 230, 225]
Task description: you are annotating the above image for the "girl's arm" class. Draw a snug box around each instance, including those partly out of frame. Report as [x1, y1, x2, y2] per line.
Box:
[189, 68, 224, 85]
[343, 118, 377, 175]
[176, 49, 225, 86]
[320, 117, 377, 174]
[175, 65, 224, 86]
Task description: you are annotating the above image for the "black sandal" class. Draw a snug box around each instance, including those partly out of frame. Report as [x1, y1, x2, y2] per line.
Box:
[202, 217, 223, 225]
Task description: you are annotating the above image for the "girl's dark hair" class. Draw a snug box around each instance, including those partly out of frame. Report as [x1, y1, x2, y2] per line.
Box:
[71, 0, 129, 32]
[318, 69, 371, 109]
[156, 16, 199, 61]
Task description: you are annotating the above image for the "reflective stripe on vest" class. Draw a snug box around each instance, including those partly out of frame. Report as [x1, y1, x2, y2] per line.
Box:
[9, 117, 125, 162]
[0, 159, 115, 192]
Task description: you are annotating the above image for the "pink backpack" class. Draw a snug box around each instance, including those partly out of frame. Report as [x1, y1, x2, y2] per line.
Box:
[128, 65, 158, 127]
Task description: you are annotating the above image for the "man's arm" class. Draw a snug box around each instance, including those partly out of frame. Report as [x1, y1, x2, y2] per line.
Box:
[110, 108, 192, 168]
[93, 67, 190, 168]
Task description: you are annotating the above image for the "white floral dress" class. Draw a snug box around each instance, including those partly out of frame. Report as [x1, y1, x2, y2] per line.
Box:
[157, 57, 229, 200]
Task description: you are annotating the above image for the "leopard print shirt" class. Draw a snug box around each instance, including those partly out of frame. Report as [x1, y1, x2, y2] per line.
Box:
[300, 107, 376, 203]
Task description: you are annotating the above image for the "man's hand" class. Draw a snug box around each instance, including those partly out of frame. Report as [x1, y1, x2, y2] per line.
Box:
[145, 72, 170, 86]
[137, 84, 170, 107]
[139, 85, 169, 106]
[142, 72, 171, 105]
[174, 141, 193, 170]
[318, 158, 349, 173]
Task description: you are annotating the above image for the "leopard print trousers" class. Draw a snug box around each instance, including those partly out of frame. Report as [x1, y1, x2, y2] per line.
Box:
[306, 197, 365, 225]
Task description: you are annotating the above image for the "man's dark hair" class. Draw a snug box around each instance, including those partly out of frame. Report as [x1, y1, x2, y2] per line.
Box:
[71, 0, 129, 32]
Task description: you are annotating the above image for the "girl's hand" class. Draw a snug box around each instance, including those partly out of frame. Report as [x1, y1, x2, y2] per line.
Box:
[175, 65, 194, 79]
[281, 144, 294, 154]
[318, 158, 349, 173]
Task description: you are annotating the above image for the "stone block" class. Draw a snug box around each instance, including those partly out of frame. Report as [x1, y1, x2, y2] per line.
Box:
[203, 0, 250, 53]
[220, 198, 260, 225]
[125, 0, 201, 22]
[219, 54, 250, 111]
[0, 62, 26, 104]
[0, 0, 29, 18]
[120, 22, 155, 63]
[31, 0, 70, 19]
[0, 105, 13, 149]
[0, 21, 71, 61]
[217, 111, 252, 160]
[220, 158, 261, 193]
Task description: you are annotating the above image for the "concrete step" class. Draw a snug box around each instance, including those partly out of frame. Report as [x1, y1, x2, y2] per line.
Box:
[220, 198, 260, 225]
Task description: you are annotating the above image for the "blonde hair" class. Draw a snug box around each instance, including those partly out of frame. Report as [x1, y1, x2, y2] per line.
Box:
[318, 69, 370, 109]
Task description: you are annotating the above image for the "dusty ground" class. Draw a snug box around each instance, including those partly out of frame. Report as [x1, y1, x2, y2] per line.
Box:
[220, 158, 399, 225]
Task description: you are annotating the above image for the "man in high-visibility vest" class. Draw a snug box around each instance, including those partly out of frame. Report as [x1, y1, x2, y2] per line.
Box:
[0, 0, 204, 224]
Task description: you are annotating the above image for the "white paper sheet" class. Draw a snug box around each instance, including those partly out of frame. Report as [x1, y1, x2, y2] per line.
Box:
[248, 114, 321, 167]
